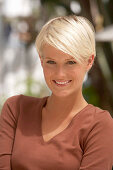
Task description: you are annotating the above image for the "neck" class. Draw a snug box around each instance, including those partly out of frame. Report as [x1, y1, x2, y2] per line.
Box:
[45, 91, 88, 119]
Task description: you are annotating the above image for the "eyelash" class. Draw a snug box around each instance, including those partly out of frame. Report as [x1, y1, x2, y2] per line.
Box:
[66, 61, 76, 65]
[46, 60, 56, 64]
[46, 60, 76, 65]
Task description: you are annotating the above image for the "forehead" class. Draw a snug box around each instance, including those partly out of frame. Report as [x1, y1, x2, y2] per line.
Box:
[42, 43, 76, 60]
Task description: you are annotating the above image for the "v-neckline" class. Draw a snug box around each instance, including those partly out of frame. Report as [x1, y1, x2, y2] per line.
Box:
[39, 96, 92, 145]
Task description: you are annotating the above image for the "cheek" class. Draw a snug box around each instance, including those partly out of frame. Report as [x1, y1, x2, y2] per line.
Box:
[43, 64, 57, 78]
[72, 69, 86, 82]
[43, 66, 52, 81]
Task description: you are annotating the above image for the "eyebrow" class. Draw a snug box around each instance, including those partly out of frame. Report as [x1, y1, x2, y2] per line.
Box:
[44, 57, 54, 59]
[44, 57, 76, 61]
[66, 57, 76, 60]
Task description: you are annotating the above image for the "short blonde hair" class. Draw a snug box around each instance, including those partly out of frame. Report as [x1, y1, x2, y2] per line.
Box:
[35, 15, 96, 63]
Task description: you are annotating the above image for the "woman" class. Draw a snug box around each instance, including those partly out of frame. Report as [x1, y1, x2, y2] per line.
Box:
[0, 15, 113, 170]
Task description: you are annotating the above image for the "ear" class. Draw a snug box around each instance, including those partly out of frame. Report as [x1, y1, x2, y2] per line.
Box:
[86, 55, 94, 71]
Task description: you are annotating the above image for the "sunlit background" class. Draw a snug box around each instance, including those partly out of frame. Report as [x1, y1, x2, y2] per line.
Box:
[0, 0, 113, 117]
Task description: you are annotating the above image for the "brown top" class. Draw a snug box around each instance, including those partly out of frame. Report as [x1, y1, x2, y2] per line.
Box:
[0, 94, 113, 170]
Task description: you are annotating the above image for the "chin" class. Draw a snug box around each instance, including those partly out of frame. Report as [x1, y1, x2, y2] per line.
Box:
[52, 90, 76, 98]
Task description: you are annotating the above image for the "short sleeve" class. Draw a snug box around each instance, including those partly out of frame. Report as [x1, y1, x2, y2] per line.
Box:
[0, 95, 21, 170]
[80, 111, 113, 170]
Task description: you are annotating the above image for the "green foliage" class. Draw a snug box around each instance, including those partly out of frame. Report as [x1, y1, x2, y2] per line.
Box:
[23, 75, 50, 98]
[83, 85, 100, 106]
[0, 94, 7, 113]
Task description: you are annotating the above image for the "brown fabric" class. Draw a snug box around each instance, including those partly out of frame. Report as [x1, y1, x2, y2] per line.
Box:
[0, 94, 113, 170]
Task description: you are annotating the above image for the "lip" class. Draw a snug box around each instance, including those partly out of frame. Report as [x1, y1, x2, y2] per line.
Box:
[52, 80, 72, 86]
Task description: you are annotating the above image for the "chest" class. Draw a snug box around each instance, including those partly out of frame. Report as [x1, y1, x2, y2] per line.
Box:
[11, 114, 83, 170]
[12, 132, 83, 170]
[42, 116, 74, 143]
[41, 107, 78, 143]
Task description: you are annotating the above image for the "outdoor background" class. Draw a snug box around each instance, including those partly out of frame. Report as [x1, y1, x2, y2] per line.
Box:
[0, 0, 113, 117]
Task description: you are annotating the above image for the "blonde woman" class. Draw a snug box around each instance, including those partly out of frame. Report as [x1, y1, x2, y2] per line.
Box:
[0, 15, 113, 170]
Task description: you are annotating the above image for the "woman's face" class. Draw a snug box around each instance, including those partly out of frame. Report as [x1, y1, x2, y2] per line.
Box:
[40, 44, 92, 98]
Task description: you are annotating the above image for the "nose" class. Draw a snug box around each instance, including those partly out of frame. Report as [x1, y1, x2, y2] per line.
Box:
[55, 65, 66, 78]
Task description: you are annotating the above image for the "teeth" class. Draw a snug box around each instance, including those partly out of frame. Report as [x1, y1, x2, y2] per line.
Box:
[55, 80, 70, 84]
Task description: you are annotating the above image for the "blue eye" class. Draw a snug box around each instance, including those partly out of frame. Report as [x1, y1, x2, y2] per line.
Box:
[46, 60, 56, 64]
[67, 61, 76, 65]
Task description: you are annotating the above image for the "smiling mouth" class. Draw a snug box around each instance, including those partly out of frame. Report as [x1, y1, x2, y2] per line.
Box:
[53, 80, 72, 86]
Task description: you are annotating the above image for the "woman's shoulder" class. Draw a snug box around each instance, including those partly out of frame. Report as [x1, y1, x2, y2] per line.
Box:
[2, 94, 48, 112]
[81, 104, 112, 122]
[1, 94, 23, 111]
[5, 94, 46, 104]
[79, 104, 113, 136]
[80, 104, 113, 150]
[86, 104, 113, 131]
[89, 104, 112, 120]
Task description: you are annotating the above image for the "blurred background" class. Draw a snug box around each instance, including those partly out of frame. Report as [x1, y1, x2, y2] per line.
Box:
[0, 0, 113, 117]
